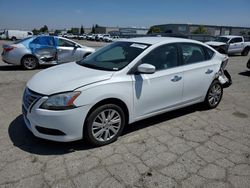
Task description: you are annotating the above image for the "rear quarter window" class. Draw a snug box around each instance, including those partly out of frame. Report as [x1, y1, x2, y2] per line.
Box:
[204, 47, 215, 60]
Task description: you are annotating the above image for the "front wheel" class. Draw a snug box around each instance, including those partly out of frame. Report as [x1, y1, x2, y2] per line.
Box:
[204, 80, 223, 109]
[84, 104, 125, 146]
[247, 59, 250, 69]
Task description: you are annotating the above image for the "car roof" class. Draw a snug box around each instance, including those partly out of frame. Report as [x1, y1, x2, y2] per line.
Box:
[220, 35, 242, 39]
[120, 37, 202, 45]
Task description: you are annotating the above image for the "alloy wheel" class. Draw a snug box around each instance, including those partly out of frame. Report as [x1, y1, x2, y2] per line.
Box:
[208, 83, 222, 106]
[91, 109, 121, 142]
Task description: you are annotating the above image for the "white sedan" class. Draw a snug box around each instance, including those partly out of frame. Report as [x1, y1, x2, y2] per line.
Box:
[22, 37, 231, 146]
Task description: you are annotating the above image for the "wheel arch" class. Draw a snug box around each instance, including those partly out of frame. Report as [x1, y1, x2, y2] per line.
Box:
[84, 98, 130, 129]
[21, 54, 39, 64]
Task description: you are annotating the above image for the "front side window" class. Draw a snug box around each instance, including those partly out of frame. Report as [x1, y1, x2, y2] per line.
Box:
[77, 41, 149, 71]
[140, 44, 178, 71]
[180, 43, 206, 65]
[230, 37, 242, 43]
[58, 38, 75, 47]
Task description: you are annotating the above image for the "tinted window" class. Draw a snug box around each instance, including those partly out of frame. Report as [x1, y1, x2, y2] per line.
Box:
[78, 42, 149, 71]
[205, 47, 215, 60]
[230, 37, 243, 43]
[140, 44, 178, 71]
[58, 38, 75, 47]
[180, 43, 206, 65]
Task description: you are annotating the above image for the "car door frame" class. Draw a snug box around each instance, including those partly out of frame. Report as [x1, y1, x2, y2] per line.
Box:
[176, 42, 216, 104]
[56, 37, 81, 63]
[128, 43, 185, 121]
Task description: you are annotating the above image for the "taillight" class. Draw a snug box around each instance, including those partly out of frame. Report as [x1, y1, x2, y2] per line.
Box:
[4, 46, 15, 52]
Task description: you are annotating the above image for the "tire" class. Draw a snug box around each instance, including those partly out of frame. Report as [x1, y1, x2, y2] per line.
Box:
[247, 59, 250, 69]
[11, 36, 17, 41]
[84, 104, 126, 146]
[241, 47, 249, 56]
[21, 56, 38, 70]
[204, 80, 223, 109]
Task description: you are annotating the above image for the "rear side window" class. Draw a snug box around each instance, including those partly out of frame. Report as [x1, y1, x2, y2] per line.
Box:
[205, 47, 215, 60]
[32, 36, 55, 46]
[179, 43, 206, 65]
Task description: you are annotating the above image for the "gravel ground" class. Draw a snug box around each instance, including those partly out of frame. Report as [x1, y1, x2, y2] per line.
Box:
[0, 39, 250, 188]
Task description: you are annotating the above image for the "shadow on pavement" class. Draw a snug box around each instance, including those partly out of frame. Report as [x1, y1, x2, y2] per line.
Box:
[9, 104, 202, 155]
[239, 71, 250, 77]
[0, 65, 53, 71]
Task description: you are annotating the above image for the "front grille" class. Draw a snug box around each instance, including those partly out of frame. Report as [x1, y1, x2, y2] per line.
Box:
[23, 88, 43, 110]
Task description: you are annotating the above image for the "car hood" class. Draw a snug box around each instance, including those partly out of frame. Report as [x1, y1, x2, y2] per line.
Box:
[205, 41, 226, 47]
[27, 62, 113, 95]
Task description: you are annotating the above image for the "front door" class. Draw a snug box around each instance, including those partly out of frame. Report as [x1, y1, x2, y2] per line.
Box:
[56, 38, 81, 63]
[132, 44, 183, 119]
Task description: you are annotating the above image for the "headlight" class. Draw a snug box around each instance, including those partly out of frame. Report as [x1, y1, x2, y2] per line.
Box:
[40, 91, 81, 110]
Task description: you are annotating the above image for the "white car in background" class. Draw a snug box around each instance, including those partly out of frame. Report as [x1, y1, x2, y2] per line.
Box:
[206, 35, 250, 56]
[22, 37, 231, 146]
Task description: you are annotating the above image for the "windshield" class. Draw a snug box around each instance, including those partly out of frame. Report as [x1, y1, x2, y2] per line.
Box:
[214, 37, 230, 43]
[77, 41, 149, 71]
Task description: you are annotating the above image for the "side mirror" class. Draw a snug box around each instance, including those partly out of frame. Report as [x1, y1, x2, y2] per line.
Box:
[137, 63, 155, 74]
[74, 44, 79, 48]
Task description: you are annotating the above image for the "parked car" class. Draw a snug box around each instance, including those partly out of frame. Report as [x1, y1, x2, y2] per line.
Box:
[2, 36, 95, 69]
[22, 37, 231, 146]
[205, 35, 250, 56]
[78, 34, 87, 40]
[1, 30, 33, 41]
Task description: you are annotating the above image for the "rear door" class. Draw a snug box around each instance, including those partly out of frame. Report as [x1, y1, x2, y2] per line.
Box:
[56, 38, 82, 63]
[29, 36, 57, 63]
[178, 43, 215, 103]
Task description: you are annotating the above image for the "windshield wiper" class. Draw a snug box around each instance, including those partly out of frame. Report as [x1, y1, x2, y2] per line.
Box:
[77, 62, 114, 71]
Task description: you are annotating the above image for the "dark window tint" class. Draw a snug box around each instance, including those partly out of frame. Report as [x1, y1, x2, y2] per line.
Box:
[141, 44, 178, 71]
[58, 38, 75, 47]
[230, 37, 243, 43]
[180, 43, 206, 65]
[205, 47, 215, 60]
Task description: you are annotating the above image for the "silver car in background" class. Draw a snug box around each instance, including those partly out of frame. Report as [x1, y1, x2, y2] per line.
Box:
[1, 36, 95, 69]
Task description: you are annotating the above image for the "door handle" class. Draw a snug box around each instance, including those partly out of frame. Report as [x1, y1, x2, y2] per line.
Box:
[205, 69, 213, 74]
[171, 75, 182, 82]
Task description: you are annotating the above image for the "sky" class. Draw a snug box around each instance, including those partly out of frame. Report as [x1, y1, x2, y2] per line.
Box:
[0, 0, 250, 30]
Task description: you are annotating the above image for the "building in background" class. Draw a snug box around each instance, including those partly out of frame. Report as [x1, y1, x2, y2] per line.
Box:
[148, 23, 250, 36]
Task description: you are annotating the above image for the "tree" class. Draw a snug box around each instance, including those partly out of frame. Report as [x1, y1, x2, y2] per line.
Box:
[147, 26, 162, 34]
[91, 25, 95, 33]
[80, 25, 84, 34]
[192, 25, 207, 34]
[32, 28, 39, 35]
[40, 25, 48, 33]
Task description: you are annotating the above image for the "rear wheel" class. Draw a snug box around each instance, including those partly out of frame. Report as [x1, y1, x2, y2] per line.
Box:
[11, 36, 17, 41]
[84, 104, 125, 146]
[21, 56, 38, 70]
[204, 80, 223, 109]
